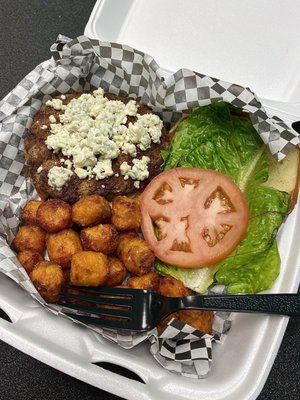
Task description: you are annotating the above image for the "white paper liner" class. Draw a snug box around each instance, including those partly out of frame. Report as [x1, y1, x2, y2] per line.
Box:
[0, 34, 298, 378]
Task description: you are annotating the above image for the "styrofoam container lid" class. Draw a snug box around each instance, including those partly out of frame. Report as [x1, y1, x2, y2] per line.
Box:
[85, 0, 300, 125]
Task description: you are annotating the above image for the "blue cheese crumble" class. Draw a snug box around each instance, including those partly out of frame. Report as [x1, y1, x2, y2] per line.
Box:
[46, 98, 66, 111]
[48, 166, 73, 190]
[120, 156, 150, 187]
[45, 89, 163, 190]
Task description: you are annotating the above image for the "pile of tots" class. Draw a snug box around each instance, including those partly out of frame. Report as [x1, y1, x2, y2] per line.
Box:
[12, 194, 213, 334]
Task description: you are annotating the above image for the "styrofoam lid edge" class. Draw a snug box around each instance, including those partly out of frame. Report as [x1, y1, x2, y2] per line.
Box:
[84, 24, 300, 129]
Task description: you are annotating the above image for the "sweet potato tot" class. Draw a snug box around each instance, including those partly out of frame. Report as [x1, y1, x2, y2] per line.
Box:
[46, 228, 83, 269]
[21, 200, 43, 226]
[157, 313, 179, 335]
[114, 284, 130, 289]
[30, 260, 65, 303]
[127, 271, 160, 292]
[36, 199, 72, 232]
[13, 225, 46, 254]
[111, 196, 141, 231]
[106, 256, 128, 287]
[178, 310, 214, 334]
[72, 195, 111, 227]
[17, 250, 43, 274]
[80, 224, 118, 254]
[158, 276, 213, 334]
[159, 276, 192, 297]
[116, 232, 155, 276]
[70, 251, 109, 286]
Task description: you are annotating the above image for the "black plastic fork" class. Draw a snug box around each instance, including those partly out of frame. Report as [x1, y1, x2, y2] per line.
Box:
[59, 286, 300, 332]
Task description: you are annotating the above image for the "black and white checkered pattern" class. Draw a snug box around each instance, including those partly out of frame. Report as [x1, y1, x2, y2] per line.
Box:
[148, 318, 213, 378]
[0, 34, 297, 378]
[147, 285, 232, 378]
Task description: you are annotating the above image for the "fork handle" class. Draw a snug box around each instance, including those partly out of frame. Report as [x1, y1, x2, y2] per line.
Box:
[176, 294, 300, 317]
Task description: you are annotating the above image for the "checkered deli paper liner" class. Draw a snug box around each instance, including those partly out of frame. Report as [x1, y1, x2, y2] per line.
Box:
[0, 35, 299, 379]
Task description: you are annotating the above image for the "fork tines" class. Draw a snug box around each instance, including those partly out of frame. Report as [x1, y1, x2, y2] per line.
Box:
[59, 286, 138, 330]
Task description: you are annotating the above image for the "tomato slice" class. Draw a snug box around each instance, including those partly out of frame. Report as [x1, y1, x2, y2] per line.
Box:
[140, 168, 249, 268]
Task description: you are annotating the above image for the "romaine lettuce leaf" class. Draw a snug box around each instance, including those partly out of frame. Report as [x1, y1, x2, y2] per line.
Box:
[215, 187, 290, 292]
[155, 260, 219, 294]
[215, 241, 281, 294]
[158, 102, 290, 294]
[163, 102, 265, 187]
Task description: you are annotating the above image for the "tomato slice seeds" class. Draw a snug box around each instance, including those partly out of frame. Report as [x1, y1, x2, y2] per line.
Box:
[140, 168, 249, 268]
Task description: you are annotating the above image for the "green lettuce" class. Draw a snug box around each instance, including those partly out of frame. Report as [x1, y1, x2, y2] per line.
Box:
[216, 242, 281, 293]
[215, 187, 289, 293]
[156, 101, 290, 294]
[155, 260, 219, 294]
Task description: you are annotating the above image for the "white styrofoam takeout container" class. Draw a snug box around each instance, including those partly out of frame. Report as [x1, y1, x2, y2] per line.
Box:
[1, 1, 300, 399]
[85, 0, 300, 129]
